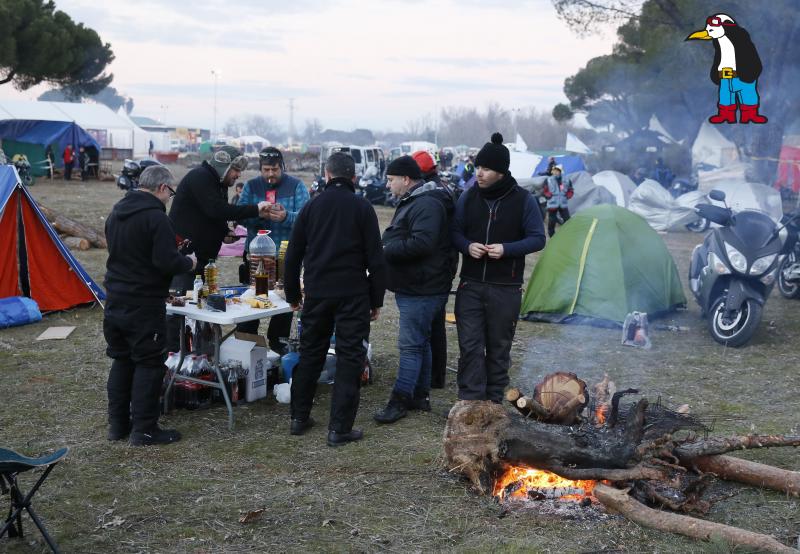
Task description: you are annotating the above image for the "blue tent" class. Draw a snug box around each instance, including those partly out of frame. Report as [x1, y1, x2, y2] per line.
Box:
[0, 120, 101, 175]
[0, 165, 104, 311]
[534, 154, 586, 175]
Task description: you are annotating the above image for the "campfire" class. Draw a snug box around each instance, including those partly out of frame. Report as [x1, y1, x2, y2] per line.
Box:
[444, 371, 800, 552]
[493, 465, 597, 502]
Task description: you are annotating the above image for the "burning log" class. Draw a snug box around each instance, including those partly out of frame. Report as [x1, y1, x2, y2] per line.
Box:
[594, 484, 796, 554]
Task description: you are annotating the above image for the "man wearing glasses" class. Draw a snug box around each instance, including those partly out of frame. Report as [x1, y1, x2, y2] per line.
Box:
[237, 147, 309, 353]
[103, 165, 197, 446]
[167, 145, 271, 350]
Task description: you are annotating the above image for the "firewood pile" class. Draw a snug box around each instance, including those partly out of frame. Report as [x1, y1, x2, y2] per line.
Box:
[38, 204, 107, 250]
[443, 372, 800, 553]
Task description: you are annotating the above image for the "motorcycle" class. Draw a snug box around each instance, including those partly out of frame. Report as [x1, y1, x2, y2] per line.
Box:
[358, 168, 389, 205]
[310, 175, 325, 199]
[12, 154, 34, 187]
[777, 211, 800, 299]
[116, 158, 162, 190]
[688, 189, 795, 347]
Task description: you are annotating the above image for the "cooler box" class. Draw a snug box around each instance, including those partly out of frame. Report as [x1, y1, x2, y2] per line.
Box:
[220, 333, 270, 402]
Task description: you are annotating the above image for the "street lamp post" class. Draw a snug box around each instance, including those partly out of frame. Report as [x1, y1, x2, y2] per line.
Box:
[211, 69, 220, 140]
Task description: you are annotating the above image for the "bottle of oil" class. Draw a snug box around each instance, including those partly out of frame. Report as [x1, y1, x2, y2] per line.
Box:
[255, 259, 269, 296]
[204, 259, 219, 294]
[248, 230, 276, 291]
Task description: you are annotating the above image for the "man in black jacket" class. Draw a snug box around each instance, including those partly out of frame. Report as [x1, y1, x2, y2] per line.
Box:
[104, 166, 197, 446]
[374, 156, 454, 424]
[166, 145, 270, 350]
[451, 133, 546, 404]
[284, 152, 387, 447]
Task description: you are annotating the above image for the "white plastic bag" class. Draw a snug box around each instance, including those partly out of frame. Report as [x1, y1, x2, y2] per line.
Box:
[273, 380, 291, 404]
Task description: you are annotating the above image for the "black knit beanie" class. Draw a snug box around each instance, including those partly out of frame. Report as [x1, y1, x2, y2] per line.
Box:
[386, 155, 422, 180]
[475, 132, 510, 174]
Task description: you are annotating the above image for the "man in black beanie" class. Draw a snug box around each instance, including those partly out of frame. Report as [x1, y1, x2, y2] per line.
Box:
[373, 155, 454, 424]
[450, 133, 546, 403]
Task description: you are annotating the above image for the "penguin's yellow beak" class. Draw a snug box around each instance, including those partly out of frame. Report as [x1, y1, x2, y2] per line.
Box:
[686, 30, 711, 40]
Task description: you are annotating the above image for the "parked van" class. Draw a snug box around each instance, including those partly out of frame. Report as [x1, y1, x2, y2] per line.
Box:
[319, 144, 386, 179]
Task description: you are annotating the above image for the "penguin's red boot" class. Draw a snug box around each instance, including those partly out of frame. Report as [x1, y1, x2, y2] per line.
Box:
[739, 104, 768, 124]
[708, 104, 737, 124]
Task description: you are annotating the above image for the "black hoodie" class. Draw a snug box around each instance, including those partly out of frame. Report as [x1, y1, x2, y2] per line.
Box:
[104, 190, 193, 305]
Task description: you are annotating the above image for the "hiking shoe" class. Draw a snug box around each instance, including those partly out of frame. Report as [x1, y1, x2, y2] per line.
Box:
[327, 429, 364, 447]
[290, 417, 315, 436]
[129, 426, 182, 446]
[107, 424, 131, 442]
[373, 392, 409, 424]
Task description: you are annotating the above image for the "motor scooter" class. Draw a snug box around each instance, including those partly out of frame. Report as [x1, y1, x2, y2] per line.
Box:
[776, 210, 800, 299]
[116, 158, 162, 190]
[688, 189, 794, 347]
[12, 154, 34, 186]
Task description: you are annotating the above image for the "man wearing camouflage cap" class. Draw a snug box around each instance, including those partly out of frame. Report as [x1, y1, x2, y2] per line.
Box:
[167, 145, 271, 350]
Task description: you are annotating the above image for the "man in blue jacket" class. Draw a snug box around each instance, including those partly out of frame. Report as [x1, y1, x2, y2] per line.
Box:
[237, 147, 309, 351]
[451, 133, 546, 404]
[374, 156, 455, 424]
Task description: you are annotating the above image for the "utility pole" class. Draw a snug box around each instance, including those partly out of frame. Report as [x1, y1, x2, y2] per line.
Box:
[211, 69, 220, 140]
[288, 98, 296, 147]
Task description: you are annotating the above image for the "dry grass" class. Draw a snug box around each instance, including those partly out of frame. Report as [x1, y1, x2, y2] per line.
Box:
[1, 171, 798, 553]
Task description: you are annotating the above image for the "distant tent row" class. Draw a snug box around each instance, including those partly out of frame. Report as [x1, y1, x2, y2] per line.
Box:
[0, 166, 104, 312]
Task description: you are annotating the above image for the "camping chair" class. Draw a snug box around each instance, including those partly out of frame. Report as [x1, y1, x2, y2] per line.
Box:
[1, 447, 68, 553]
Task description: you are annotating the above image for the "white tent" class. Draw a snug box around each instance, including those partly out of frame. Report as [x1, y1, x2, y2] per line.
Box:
[648, 115, 679, 144]
[0, 99, 148, 157]
[508, 151, 542, 179]
[592, 170, 637, 207]
[566, 171, 617, 214]
[692, 122, 740, 168]
[565, 132, 593, 154]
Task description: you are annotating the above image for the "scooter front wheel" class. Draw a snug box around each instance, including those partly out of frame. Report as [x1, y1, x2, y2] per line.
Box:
[707, 296, 762, 347]
[777, 253, 800, 299]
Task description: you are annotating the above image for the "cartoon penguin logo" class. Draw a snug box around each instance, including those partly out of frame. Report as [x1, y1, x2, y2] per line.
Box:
[687, 14, 767, 124]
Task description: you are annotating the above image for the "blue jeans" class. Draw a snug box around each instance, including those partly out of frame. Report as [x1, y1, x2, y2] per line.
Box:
[394, 293, 449, 397]
[719, 77, 759, 106]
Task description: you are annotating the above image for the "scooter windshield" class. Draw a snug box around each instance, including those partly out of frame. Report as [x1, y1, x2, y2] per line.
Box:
[726, 211, 777, 250]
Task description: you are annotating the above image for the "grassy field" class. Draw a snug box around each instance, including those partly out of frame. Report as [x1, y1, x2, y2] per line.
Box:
[1, 170, 798, 553]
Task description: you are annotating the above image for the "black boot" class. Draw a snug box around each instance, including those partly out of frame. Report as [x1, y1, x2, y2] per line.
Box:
[373, 391, 410, 424]
[130, 426, 182, 446]
[410, 390, 431, 412]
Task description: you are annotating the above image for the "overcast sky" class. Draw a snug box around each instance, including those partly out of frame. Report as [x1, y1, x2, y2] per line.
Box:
[1, 0, 617, 133]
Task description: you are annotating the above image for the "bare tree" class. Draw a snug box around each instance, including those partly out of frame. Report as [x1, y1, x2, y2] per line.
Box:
[302, 118, 323, 142]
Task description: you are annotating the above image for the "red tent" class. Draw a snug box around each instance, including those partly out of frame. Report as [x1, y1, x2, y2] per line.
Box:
[775, 145, 800, 193]
[0, 166, 104, 311]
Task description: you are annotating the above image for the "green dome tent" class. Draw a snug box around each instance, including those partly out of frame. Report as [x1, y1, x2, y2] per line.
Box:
[521, 205, 686, 326]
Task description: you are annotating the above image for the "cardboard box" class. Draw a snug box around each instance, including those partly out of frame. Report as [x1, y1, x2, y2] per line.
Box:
[220, 332, 271, 402]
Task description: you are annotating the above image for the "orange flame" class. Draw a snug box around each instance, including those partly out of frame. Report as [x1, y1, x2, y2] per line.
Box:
[595, 404, 608, 425]
[493, 466, 597, 501]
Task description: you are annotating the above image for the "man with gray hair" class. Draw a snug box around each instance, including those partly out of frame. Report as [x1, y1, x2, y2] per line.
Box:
[103, 165, 197, 446]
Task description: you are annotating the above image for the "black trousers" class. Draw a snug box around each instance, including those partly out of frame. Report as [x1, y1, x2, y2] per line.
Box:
[104, 301, 168, 433]
[64, 164, 72, 181]
[454, 280, 522, 403]
[290, 295, 370, 433]
[547, 207, 571, 237]
[430, 304, 447, 388]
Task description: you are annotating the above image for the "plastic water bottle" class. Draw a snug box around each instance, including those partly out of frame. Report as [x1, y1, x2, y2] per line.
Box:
[192, 276, 203, 303]
[248, 230, 276, 291]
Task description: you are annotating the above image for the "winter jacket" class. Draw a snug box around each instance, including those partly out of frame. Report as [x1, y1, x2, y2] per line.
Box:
[382, 181, 456, 295]
[168, 161, 259, 262]
[238, 173, 309, 248]
[451, 173, 546, 285]
[104, 190, 193, 305]
[284, 177, 387, 309]
[543, 175, 574, 210]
